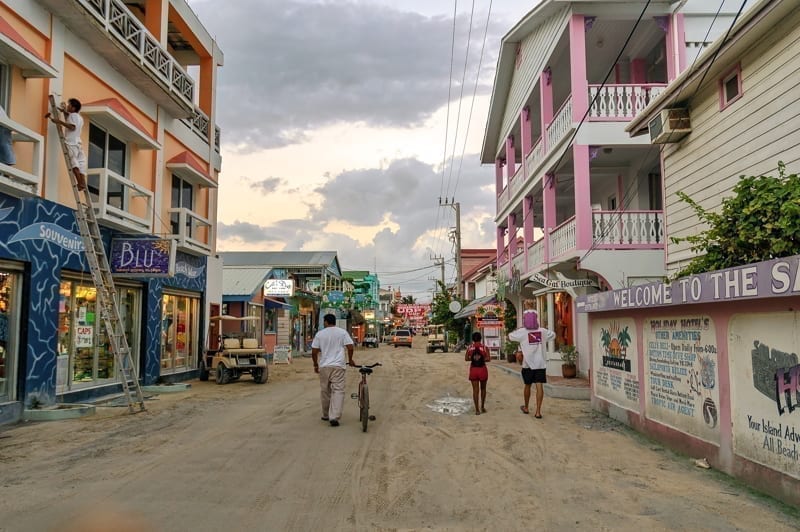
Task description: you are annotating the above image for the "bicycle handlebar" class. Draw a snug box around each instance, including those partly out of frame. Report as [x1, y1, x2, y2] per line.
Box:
[351, 362, 381, 368]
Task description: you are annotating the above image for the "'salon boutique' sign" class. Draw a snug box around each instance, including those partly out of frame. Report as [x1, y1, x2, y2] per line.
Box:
[578, 254, 800, 312]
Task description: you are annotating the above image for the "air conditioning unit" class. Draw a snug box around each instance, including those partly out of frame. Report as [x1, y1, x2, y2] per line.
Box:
[648, 108, 691, 144]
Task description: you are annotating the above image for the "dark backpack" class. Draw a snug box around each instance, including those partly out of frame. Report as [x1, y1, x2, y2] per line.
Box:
[468, 344, 487, 367]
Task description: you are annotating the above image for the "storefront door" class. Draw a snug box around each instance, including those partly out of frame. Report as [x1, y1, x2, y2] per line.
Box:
[0, 267, 20, 402]
[160, 292, 200, 372]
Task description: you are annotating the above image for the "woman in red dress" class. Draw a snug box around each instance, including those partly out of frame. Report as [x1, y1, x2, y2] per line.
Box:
[465, 332, 491, 415]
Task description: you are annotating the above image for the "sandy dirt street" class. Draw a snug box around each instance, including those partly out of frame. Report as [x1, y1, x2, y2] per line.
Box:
[0, 337, 797, 531]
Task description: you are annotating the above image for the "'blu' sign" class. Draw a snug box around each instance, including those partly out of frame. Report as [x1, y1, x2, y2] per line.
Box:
[109, 238, 176, 277]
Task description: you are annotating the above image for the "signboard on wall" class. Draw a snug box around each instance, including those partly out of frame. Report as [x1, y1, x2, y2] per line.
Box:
[75, 325, 94, 348]
[264, 279, 294, 297]
[109, 238, 176, 277]
[273, 344, 292, 364]
[592, 318, 640, 412]
[643, 315, 720, 444]
[728, 312, 800, 480]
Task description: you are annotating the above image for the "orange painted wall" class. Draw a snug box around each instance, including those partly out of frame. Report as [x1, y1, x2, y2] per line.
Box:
[0, 5, 48, 58]
[163, 131, 214, 245]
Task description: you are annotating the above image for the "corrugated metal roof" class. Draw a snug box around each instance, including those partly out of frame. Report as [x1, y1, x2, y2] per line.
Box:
[222, 267, 271, 297]
[453, 294, 497, 319]
[221, 251, 338, 268]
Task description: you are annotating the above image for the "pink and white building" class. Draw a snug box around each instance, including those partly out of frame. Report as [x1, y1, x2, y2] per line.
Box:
[481, 0, 742, 374]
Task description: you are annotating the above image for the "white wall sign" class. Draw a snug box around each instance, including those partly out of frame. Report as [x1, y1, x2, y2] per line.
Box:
[76, 325, 94, 348]
[273, 344, 292, 364]
[592, 318, 640, 412]
[729, 312, 800, 480]
[644, 315, 720, 444]
[264, 279, 294, 297]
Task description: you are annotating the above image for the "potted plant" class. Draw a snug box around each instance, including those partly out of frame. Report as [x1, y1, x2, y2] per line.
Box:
[560, 345, 578, 378]
[503, 340, 520, 363]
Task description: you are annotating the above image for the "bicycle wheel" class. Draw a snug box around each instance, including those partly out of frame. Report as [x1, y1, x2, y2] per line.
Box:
[360, 383, 369, 433]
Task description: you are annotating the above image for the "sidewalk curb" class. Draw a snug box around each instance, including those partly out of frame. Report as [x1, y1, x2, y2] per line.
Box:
[493, 363, 590, 401]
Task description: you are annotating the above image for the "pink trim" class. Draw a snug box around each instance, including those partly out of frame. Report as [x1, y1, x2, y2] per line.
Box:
[719, 63, 743, 111]
[523, 195, 534, 260]
[496, 226, 504, 265]
[551, 214, 576, 234]
[542, 176, 556, 262]
[495, 158, 504, 194]
[84, 97, 154, 140]
[573, 144, 592, 249]
[0, 17, 46, 62]
[675, 14, 687, 74]
[166, 151, 211, 179]
[587, 83, 667, 89]
[505, 136, 516, 179]
[569, 15, 589, 122]
[540, 69, 554, 152]
[664, 16, 675, 81]
[660, 150, 669, 267]
[592, 243, 664, 250]
[521, 108, 532, 156]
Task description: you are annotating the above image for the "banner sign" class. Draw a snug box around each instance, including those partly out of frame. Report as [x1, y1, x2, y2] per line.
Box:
[530, 272, 598, 290]
[396, 304, 430, 318]
[476, 303, 504, 328]
[578, 253, 800, 313]
[264, 279, 294, 297]
[110, 238, 176, 277]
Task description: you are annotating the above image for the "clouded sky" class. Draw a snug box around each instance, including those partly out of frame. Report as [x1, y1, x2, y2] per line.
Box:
[190, 0, 538, 301]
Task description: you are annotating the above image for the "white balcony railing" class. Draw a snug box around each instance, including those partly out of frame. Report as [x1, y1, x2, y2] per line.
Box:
[588, 84, 667, 120]
[546, 97, 573, 152]
[525, 136, 544, 177]
[214, 126, 221, 153]
[181, 106, 210, 144]
[549, 216, 577, 259]
[592, 210, 664, 248]
[528, 237, 544, 269]
[497, 185, 509, 213]
[77, 0, 194, 108]
[168, 207, 212, 255]
[86, 168, 153, 233]
[512, 248, 526, 273]
[0, 115, 43, 197]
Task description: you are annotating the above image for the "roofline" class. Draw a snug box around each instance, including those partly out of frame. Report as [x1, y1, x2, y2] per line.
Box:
[626, 0, 779, 135]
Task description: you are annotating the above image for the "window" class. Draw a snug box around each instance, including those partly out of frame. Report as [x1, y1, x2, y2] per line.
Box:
[264, 308, 277, 334]
[0, 63, 9, 110]
[648, 172, 663, 210]
[88, 124, 128, 208]
[170, 175, 195, 236]
[719, 64, 742, 109]
[0, 267, 20, 401]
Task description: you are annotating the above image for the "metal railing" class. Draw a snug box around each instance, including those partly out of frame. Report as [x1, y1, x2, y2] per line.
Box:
[86, 168, 153, 233]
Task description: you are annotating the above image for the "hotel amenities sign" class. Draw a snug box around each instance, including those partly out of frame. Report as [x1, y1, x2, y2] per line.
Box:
[110, 238, 176, 277]
[577, 254, 800, 312]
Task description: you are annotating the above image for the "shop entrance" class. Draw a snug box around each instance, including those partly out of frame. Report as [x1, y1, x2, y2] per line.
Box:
[0, 268, 20, 402]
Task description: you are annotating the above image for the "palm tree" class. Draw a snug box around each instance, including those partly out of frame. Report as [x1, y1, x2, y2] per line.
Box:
[618, 326, 632, 358]
[401, 295, 416, 304]
[600, 328, 612, 353]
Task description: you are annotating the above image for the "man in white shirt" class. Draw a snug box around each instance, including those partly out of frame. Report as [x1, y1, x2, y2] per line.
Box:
[509, 308, 555, 419]
[45, 98, 87, 191]
[311, 314, 356, 426]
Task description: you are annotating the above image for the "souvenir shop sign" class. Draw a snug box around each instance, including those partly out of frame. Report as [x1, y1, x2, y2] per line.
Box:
[476, 304, 504, 328]
[110, 238, 176, 277]
[530, 272, 597, 290]
[264, 279, 294, 297]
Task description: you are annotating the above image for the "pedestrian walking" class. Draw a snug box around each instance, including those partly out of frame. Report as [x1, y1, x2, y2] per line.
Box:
[465, 331, 491, 415]
[45, 98, 87, 191]
[311, 314, 355, 427]
[508, 303, 555, 418]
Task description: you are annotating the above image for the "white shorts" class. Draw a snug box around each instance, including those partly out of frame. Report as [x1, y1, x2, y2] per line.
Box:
[66, 143, 86, 174]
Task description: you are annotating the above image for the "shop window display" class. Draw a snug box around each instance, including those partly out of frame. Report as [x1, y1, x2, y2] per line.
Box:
[161, 293, 199, 372]
[57, 280, 140, 391]
[0, 270, 19, 401]
[555, 292, 573, 349]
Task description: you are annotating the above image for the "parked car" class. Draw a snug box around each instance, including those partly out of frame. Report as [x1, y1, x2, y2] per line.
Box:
[426, 324, 448, 353]
[391, 329, 413, 348]
[363, 334, 379, 348]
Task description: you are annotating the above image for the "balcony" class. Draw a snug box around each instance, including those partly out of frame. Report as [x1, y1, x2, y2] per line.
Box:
[37, 0, 195, 117]
[512, 247, 526, 273]
[591, 210, 664, 248]
[549, 216, 577, 260]
[0, 115, 44, 197]
[181, 105, 209, 144]
[546, 97, 573, 153]
[168, 207, 211, 256]
[588, 84, 667, 121]
[527, 238, 544, 270]
[87, 168, 153, 233]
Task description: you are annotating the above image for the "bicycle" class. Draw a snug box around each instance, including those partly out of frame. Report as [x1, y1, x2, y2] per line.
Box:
[350, 362, 381, 432]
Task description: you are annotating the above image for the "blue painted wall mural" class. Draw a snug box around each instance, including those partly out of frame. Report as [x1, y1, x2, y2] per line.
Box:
[0, 191, 207, 404]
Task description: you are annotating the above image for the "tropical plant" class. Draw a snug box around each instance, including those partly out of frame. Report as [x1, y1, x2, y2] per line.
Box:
[600, 328, 612, 352]
[560, 344, 579, 366]
[429, 280, 464, 341]
[401, 295, 416, 304]
[671, 162, 800, 277]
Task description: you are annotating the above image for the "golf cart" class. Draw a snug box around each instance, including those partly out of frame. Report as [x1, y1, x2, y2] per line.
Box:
[199, 315, 269, 384]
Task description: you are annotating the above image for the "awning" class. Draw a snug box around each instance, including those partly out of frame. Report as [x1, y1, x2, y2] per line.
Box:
[0, 17, 56, 78]
[264, 296, 291, 310]
[453, 294, 496, 319]
[167, 151, 217, 188]
[82, 98, 160, 149]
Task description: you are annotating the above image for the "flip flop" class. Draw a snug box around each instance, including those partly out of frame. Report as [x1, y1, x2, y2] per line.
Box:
[534, 414, 543, 419]
[520, 406, 529, 414]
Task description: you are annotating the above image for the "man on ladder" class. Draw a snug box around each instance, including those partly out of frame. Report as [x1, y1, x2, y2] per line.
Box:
[46, 95, 146, 413]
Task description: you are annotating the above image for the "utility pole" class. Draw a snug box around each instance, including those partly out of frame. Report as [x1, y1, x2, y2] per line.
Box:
[440, 198, 462, 299]
[431, 255, 445, 288]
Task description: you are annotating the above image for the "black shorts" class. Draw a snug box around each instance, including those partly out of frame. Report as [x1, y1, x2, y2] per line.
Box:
[521, 368, 546, 385]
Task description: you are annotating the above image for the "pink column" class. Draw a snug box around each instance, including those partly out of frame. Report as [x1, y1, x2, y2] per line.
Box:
[523, 195, 533, 271]
[630, 59, 646, 84]
[540, 69, 553, 151]
[663, 16, 676, 82]
[496, 226, 504, 264]
[505, 136, 516, 179]
[520, 108, 532, 157]
[508, 213, 517, 254]
[573, 144, 593, 250]
[495, 158, 504, 194]
[569, 15, 589, 122]
[674, 14, 687, 75]
[542, 173, 557, 262]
